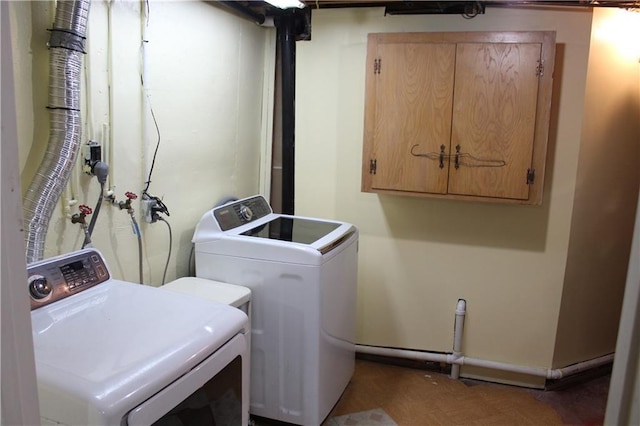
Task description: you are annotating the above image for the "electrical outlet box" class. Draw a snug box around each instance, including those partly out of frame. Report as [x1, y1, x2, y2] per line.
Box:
[84, 141, 102, 175]
[141, 197, 158, 223]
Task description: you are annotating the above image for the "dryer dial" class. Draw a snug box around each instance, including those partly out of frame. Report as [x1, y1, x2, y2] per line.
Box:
[28, 275, 52, 300]
[239, 205, 253, 222]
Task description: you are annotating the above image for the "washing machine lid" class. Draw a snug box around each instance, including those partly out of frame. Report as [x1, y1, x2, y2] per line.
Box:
[32, 279, 247, 424]
[240, 216, 341, 244]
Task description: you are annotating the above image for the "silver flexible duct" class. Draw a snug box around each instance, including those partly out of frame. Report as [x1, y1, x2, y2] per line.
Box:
[23, 0, 91, 263]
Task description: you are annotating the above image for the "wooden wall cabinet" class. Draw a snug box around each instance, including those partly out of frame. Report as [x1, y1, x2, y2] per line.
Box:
[361, 31, 556, 205]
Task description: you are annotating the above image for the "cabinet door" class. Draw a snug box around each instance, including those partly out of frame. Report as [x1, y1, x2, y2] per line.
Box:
[361, 31, 555, 205]
[449, 42, 541, 200]
[368, 42, 456, 194]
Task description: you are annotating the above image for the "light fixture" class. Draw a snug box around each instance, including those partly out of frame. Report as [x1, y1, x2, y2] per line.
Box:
[594, 7, 640, 61]
[264, 0, 305, 9]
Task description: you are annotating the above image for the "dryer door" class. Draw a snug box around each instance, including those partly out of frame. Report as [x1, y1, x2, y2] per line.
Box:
[126, 334, 249, 426]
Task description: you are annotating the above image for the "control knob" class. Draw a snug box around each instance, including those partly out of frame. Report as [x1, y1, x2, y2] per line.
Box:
[239, 204, 253, 222]
[28, 275, 52, 300]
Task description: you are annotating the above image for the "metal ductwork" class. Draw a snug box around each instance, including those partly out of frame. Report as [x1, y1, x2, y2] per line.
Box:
[23, 0, 91, 263]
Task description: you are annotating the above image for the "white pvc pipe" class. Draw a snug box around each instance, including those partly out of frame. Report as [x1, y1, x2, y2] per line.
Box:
[546, 353, 615, 379]
[356, 345, 449, 364]
[356, 345, 614, 381]
[451, 299, 466, 379]
[106, 2, 117, 196]
[356, 299, 614, 383]
[140, 3, 151, 194]
[456, 356, 549, 377]
[103, 122, 114, 195]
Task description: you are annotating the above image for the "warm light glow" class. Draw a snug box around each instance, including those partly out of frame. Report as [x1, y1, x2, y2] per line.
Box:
[265, 0, 305, 9]
[594, 8, 640, 61]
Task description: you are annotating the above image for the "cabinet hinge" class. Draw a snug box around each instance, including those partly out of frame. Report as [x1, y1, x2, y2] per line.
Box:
[370, 159, 377, 175]
[373, 58, 381, 75]
[526, 168, 536, 185]
[536, 59, 544, 77]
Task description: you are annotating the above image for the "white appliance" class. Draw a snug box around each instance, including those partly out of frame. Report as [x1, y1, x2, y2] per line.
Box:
[28, 248, 250, 426]
[162, 277, 251, 317]
[161, 277, 253, 374]
[193, 195, 358, 426]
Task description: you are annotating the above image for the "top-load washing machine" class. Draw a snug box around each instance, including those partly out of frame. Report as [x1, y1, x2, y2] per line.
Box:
[28, 248, 250, 425]
[193, 195, 358, 426]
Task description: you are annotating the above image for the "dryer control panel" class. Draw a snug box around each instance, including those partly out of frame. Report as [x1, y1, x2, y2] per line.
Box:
[27, 249, 111, 310]
[213, 195, 273, 231]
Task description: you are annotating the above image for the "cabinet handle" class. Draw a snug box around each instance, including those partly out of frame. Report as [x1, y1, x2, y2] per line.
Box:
[453, 145, 507, 168]
[410, 144, 451, 170]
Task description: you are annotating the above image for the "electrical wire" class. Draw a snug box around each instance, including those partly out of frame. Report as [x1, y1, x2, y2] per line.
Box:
[142, 103, 161, 195]
[139, 54, 167, 214]
[140, 14, 161, 198]
[137, 3, 171, 285]
[157, 216, 172, 286]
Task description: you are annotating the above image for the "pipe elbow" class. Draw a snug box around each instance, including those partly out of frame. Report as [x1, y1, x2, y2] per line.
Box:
[547, 369, 563, 380]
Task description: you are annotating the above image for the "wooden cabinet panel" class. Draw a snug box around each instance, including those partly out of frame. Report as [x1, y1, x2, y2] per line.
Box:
[361, 31, 556, 205]
[371, 43, 455, 194]
[449, 42, 541, 200]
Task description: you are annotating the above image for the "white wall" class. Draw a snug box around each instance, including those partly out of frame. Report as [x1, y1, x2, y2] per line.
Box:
[15, 0, 273, 285]
[296, 6, 593, 385]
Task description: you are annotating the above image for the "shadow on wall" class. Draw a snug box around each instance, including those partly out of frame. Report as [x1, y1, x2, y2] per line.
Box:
[377, 45, 567, 253]
[378, 195, 549, 251]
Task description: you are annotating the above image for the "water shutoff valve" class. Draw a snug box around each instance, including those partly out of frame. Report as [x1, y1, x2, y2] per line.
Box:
[119, 191, 138, 212]
[71, 204, 92, 225]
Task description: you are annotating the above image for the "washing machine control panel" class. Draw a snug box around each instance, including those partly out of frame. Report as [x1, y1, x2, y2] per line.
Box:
[27, 249, 111, 310]
[213, 195, 272, 231]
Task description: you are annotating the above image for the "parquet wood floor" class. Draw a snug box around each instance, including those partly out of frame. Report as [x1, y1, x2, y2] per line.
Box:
[321, 359, 609, 426]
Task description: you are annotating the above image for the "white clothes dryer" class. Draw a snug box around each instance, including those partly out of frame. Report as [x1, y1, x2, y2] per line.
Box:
[28, 249, 250, 426]
[192, 195, 358, 426]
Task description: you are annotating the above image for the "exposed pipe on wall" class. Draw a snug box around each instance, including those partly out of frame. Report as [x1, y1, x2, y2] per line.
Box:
[276, 12, 296, 215]
[356, 299, 614, 383]
[450, 299, 467, 379]
[81, 162, 108, 248]
[22, 0, 91, 263]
